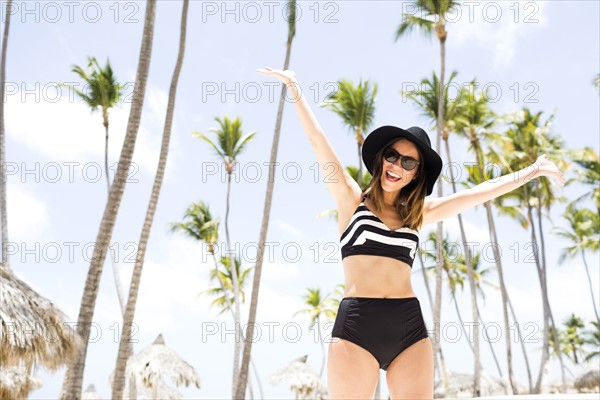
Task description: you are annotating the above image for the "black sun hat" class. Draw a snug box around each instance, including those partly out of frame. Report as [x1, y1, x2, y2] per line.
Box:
[362, 125, 443, 196]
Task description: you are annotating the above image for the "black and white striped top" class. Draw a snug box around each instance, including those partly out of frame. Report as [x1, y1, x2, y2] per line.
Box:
[340, 202, 419, 267]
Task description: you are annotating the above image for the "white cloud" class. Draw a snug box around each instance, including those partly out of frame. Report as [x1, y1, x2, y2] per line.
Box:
[5, 181, 50, 242]
[450, 1, 547, 70]
[5, 84, 169, 177]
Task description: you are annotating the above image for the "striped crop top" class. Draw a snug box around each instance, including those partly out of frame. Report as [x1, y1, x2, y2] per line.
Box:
[339, 201, 419, 267]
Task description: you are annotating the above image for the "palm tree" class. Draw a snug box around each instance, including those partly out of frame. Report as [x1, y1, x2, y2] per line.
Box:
[570, 148, 600, 210]
[346, 165, 372, 190]
[63, 57, 129, 319]
[489, 108, 569, 393]
[552, 314, 587, 365]
[403, 69, 485, 395]
[193, 115, 255, 394]
[170, 201, 224, 290]
[202, 255, 252, 313]
[395, 2, 458, 391]
[236, 2, 297, 397]
[65, 57, 123, 192]
[110, 2, 189, 399]
[462, 163, 533, 393]
[455, 81, 526, 394]
[60, 1, 157, 398]
[0, 0, 13, 267]
[554, 205, 600, 325]
[294, 288, 337, 378]
[320, 78, 377, 185]
[170, 202, 266, 398]
[583, 321, 600, 362]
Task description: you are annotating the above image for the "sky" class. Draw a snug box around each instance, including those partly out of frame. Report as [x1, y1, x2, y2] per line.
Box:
[2, 0, 600, 399]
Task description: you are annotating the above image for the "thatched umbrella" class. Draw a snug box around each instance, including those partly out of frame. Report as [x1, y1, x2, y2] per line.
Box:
[575, 369, 600, 393]
[124, 333, 200, 399]
[0, 263, 82, 369]
[82, 383, 103, 400]
[434, 370, 509, 398]
[270, 355, 327, 400]
[0, 364, 42, 399]
[134, 380, 185, 400]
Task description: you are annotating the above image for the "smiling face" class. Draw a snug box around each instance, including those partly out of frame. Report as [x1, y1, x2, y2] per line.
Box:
[379, 138, 421, 193]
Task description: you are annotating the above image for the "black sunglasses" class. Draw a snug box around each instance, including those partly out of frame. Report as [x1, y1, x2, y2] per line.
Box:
[383, 148, 420, 171]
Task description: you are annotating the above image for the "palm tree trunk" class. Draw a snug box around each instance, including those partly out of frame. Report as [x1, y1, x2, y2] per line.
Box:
[432, 27, 448, 397]
[317, 318, 326, 378]
[235, 28, 294, 400]
[450, 289, 475, 354]
[535, 183, 567, 392]
[104, 123, 133, 393]
[104, 124, 110, 192]
[526, 199, 551, 394]
[210, 252, 229, 305]
[476, 303, 505, 386]
[60, 1, 157, 398]
[248, 376, 254, 400]
[507, 293, 533, 393]
[225, 170, 243, 395]
[581, 252, 600, 325]
[487, 203, 520, 393]
[250, 358, 264, 400]
[443, 136, 481, 396]
[111, 2, 188, 398]
[103, 123, 128, 320]
[0, 0, 13, 268]
[209, 254, 265, 399]
[419, 250, 450, 387]
[472, 137, 519, 393]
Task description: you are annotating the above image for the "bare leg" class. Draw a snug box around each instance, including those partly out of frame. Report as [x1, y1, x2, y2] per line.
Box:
[385, 338, 434, 400]
[327, 337, 380, 399]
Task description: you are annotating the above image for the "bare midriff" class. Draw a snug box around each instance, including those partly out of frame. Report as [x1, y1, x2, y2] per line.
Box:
[342, 254, 416, 298]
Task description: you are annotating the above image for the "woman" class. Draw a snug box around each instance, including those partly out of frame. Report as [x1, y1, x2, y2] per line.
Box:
[257, 67, 565, 399]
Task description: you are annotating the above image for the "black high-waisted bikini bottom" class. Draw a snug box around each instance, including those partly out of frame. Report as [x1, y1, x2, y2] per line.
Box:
[331, 297, 429, 371]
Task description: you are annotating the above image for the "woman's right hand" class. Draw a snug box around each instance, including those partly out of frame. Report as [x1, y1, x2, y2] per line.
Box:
[257, 67, 297, 85]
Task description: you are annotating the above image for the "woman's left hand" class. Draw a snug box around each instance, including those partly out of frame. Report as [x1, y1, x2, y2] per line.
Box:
[531, 154, 566, 184]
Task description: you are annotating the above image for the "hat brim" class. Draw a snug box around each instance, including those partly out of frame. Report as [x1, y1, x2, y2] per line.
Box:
[362, 125, 443, 196]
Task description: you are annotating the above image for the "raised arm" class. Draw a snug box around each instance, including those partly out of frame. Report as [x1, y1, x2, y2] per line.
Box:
[422, 155, 565, 226]
[257, 67, 362, 210]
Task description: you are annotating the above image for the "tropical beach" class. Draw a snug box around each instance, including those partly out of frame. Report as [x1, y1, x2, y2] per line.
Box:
[1, 0, 599, 399]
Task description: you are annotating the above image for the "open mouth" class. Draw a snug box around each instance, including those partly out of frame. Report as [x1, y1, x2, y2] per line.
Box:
[385, 171, 401, 182]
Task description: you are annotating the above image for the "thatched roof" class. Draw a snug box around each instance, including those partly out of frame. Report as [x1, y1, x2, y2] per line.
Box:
[0, 263, 82, 369]
[270, 355, 327, 399]
[134, 380, 184, 400]
[575, 369, 600, 393]
[82, 384, 103, 400]
[0, 364, 42, 399]
[125, 334, 201, 391]
[435, 370, 510, 398]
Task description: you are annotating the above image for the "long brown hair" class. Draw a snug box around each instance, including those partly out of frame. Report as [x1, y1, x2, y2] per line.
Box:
[362, 140, 429, 230]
